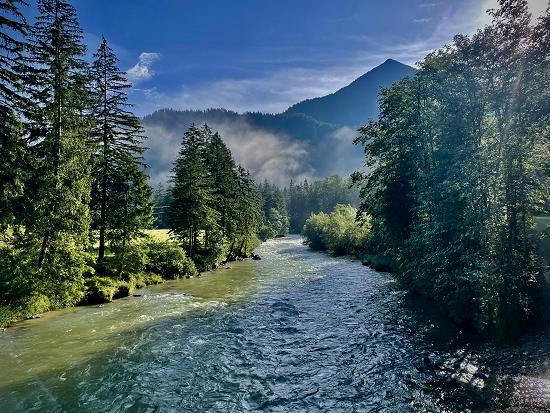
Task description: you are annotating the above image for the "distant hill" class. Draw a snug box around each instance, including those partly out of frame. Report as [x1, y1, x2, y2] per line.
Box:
[285, 59, 416, 127]
[142, 59, 416, 185]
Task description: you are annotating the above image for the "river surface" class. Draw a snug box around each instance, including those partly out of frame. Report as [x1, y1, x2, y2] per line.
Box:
[1, 235, 550, 412]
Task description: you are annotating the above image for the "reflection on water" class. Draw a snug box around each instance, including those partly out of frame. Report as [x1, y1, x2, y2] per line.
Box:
[0, 235, 549, 412]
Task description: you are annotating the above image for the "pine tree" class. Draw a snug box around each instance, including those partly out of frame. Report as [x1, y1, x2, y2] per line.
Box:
[22, 0, 92, 302]
[108, 154, 153, 276]
[90, 37, 147, 262]
[0, 0, 32, 229]
[169, 124, 217, 258]
[232, 166, 261, 256]
[0, 0, 31, 111]
[204, 129, 239, 241]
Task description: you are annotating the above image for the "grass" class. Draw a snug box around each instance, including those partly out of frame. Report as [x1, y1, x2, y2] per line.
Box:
[144, 229, 172, 243]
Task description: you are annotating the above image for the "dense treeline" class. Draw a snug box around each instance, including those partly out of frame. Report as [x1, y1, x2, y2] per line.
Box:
[169, 124, 262, 270]
[353, 1, 549, 338]
[258, 181, 289, 239]
[153, 175, 358, 238]
[0, 0, 192, 324]
[288, 175, 359, 232]
[0, 0, 157, 320]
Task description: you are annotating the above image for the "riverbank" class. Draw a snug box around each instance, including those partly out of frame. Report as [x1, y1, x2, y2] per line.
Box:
[1, 236, 549, 412]
[303, 214, 550, 343]
[0, 229, 262, 329]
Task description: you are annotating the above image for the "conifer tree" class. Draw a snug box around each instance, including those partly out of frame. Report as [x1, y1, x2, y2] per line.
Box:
[169, 124, 217, 258]
[108, 154, 153, 276]
[0, 0, 32, 229]
[90, 37, 147, 262]
[204, 130, 239, 240]
[23, 0, 92, 302]
[232, 166, 261, 256]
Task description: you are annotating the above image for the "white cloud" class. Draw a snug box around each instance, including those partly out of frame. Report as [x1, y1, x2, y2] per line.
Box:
[413, 17, 432, 23]
[132, 65, 367, 116]
[127, 52, 161, 83]
[419, 2, 441, 8]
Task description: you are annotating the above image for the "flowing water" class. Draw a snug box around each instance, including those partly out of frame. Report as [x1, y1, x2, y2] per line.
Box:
[1, 235, 550, 412]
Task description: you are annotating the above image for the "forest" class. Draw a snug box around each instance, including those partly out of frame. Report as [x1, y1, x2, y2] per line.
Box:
[0, 0, 284, 325]
[347, 1, 549, 339]
[1, 0, 548, 345]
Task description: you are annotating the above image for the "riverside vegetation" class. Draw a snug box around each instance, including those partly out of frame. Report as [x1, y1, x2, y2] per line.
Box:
[302, 1, 550, 340]
[0, 0, 548, 346]
[0, 0, 282, 326]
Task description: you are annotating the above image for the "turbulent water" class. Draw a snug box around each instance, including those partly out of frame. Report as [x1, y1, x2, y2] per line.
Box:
[1, 235, 550, 412]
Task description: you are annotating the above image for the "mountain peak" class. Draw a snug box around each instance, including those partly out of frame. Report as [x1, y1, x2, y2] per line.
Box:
[285, 59, 416, 127]
[382, 58, 401, 65]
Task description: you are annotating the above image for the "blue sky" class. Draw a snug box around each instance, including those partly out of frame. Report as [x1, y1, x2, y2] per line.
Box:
[32, 0, 549, 115]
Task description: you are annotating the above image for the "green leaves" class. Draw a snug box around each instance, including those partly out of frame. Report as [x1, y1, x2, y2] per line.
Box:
[353, 0, 549, 337]
[302, 204, 369, 255]
[169, 124, 262, 268]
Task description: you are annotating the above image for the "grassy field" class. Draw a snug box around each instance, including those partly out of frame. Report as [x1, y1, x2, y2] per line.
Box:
[144, 229, 172, 243]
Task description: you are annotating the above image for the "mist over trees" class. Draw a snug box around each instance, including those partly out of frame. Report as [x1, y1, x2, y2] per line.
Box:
[169, 124, 263, 270]
[353, 0, 550, 338]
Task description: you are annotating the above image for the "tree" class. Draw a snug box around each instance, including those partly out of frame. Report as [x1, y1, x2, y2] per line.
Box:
[230, 166, 262, 257]
[22, 0, 92, 303]
[353, 0, 549, 337]
[204, 129, 239, 241]
[89, 37, 146, 262]
[107, 155, 153, 276]
[0, 0, 32, 229]
[169, 124, 218, 258]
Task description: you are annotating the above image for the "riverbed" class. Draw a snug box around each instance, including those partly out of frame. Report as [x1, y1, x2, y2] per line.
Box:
[1, 235, 549, 412]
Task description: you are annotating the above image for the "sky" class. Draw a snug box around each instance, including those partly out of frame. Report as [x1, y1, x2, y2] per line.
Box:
[31, 0, 549, 116]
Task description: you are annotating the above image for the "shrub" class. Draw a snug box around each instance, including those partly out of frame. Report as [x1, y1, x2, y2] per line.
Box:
[113, 282, 134, 299]
[145, 241, 197, 278]
[360, 254, 399, 273]
[83, 276, 118, 304]
[302, 205, 369, 255]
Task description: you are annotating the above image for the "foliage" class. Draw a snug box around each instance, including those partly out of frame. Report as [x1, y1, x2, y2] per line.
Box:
[302, 204, 369, 256]
[145, 241, 197, 279]
[84, 276, 119, 304]
[352, 0, 549, 338]
[169, 124, 262, 269]
[89, 37, 151, 262]
[258, 181, 289, 239]
[288, 176, 359, 233]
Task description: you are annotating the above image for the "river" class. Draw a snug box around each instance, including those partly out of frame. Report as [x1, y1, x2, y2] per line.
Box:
[1, 235, 549, 412]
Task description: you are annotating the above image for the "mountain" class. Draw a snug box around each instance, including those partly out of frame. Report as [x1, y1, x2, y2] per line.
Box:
[142, 59, 416, 186]
[285, 59, 416, 127]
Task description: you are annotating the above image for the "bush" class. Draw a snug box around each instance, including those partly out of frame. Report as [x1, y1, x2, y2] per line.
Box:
[360, 254, 399, 273]
[113, 282, 134, 299]
[302, 205, 369, 255]
[145, 241, 197, 279]
[83, 276, 118, 304]
[302, 212, 330, 250]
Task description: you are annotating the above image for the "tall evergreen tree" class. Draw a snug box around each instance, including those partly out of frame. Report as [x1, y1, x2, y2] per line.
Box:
[108, 154, 153, 276]
[23, 0, 92, 302]
[0, 0, 32, 229]
[232, 166, 262, 257]
[90, 37, 147, 262]
[204, 130, 239, 240]
[169, 124, 217, 258]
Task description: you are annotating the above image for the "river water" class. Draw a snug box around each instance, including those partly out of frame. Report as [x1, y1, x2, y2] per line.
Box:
[1, 235, 550, 412]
